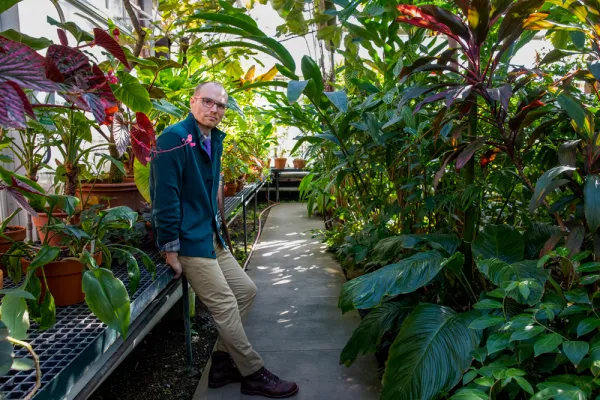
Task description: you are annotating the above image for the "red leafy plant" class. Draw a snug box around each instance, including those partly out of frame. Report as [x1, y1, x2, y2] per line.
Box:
[395, 0, 561, 196]
[0, 23, 131, 129]
[130, 112, 196, 166]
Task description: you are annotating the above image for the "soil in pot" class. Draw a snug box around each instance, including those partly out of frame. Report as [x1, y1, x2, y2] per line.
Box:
[78, 179, 145, 212]
[22, 251, 102, 307]
[293, 158, 306, 169]
[224, 183, 237, 197]
[274, 158, 287, 169]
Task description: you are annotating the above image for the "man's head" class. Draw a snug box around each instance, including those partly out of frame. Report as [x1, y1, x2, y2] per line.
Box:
[190, 82, 228, 132]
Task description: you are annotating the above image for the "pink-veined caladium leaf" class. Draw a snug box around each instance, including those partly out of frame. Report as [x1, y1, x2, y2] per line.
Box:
[130, 112, 156, 166]
[45, 44, 118, 125]
[0, 81, 34, 128]
[112, 112, 131, 157]
[0, 36, 57, 128]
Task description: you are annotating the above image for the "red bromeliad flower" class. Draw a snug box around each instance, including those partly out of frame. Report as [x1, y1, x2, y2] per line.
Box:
[112, 28, 120, 39]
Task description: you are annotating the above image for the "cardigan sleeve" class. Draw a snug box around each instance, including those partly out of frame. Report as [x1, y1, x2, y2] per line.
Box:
[151, 131, 185, 250]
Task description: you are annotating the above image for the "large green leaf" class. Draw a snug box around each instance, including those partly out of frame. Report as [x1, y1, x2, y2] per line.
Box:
[229, 81, 287, 95]
[0, 294, 29, 340]
[151, 99, 184, 118]
[301, 56, 324, 94]
[585, 175, 600, 233]
[475, 258, 547, 305]
[0, 30, 52, 50]
[562, 341, 589, 366]
[0, 321, 12, 376]
[472, 224, 524, 263]
[82, 268, 131, 338]
[188, 12, 265, 36]
[245, 36, 296, 72]
[382, 304, 480, 400]
[339, 251, 445, 313]
[133, 158, 150, 203]
[340, 299, 415, 367]
[523, 223, 562, 259]
[28, 245, 60, 270]
[324, 91, 348, 112]
[0, 0, 22, 14]
[112, 71, 152, 114]
[287, 80, 309, 104]
[529, 166, 575, 213]
[47, 16, 94, 43]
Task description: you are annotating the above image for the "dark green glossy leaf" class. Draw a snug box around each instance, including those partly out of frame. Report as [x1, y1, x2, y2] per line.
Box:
[510, 325, 544, 341]
[82, 268, 130, 338]
[112, 71, 152, 114]
[529, 166, 575, 213]
[382, 304, 480, 400]
[565, 288, 589, 304]
[28, 245, 59, 270]
[472, 224, 524, 263]
[585, 175, 600, 233]
[47, 16, 94, 43]
[469, 316, 505, 329]
[473, 299, 503, 309]
[340, 299, 415, 366]
[0, 294, 28, 340]
[0, 29, 52, 50]
[301, 56, 323, 94]
[487, 331, 511, 354]
[562, 341, 589, 366]
[534, 333, 563, 356]
[577, 317, 600, 337]
[339, 251, 445, 313]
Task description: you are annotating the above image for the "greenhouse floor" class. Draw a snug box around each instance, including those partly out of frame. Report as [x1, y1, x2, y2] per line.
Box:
[195, 203, 381, 399]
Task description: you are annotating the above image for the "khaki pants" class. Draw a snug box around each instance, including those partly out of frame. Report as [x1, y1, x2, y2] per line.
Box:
[179, 236, 264, 376]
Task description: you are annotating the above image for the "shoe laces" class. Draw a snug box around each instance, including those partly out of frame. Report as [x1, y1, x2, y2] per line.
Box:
[261, 369, 279, 385]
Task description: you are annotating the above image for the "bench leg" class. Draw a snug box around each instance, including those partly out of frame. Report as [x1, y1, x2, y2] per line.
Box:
[182, 277, 197, 376]
[243, 198, 248, 255]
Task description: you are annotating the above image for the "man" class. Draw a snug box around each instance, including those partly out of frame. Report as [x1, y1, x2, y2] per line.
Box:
[150, 82, 298, 398]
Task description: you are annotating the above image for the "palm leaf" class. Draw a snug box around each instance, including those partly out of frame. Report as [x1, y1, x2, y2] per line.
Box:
[382, 304, 481, 400]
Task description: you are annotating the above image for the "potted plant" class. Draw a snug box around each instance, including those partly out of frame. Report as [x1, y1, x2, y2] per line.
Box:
[5, 202, 154, 338]
[274, 148, 287, 170]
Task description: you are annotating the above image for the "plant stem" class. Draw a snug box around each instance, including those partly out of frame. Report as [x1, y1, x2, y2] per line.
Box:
[462, 101, 478, 282]
[7, 337, 41, 400]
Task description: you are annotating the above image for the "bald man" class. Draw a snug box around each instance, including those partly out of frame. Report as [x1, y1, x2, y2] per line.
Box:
[150, 82, 298, 398]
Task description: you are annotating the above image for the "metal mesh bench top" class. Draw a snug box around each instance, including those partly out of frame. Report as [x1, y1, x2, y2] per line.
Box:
[0, 179, 265, 399]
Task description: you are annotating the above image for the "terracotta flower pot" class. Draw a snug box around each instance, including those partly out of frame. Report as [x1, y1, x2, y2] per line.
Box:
[0, 270, 3, 290]
[293, 158, 306, 169]
[22, 252, 102, 307]
[0, 226, 26, 271]
[274, 158, 287, 169]
[78, 180, 145, 212]
[224, 183, 237, 197]
[32, 212, 77, 246]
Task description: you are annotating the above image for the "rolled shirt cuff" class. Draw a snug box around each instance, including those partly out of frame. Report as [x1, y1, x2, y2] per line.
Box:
[160, 238, 180, 253]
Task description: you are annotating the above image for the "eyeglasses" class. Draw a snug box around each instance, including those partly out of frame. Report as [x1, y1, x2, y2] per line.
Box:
[194, 96, 227, 112]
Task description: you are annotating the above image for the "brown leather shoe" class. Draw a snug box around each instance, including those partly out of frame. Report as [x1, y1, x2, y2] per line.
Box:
[241, 367, 299, 398]
[208, 351, 242, 388]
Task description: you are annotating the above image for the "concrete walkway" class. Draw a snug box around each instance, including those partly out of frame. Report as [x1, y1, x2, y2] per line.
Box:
[194, 203, 381, 399]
